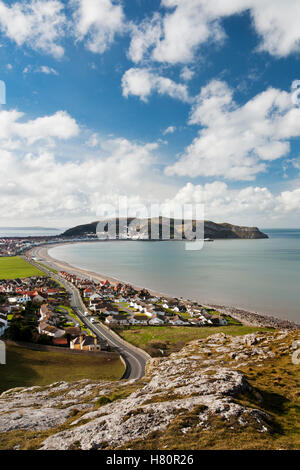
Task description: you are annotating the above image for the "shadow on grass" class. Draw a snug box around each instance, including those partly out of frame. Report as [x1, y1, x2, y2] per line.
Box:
[0, 346, 41, 393]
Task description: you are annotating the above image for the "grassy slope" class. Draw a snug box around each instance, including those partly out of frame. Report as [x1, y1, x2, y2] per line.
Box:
[119, 325, 273, 356]
[119, 331, 300, 450]
[0, 344, 125, 393]
[0, 257, 45, 279]
[0, 331, 299, 450]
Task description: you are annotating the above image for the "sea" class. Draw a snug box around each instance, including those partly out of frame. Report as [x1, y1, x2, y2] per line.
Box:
[49, 229, 300, 323]
[0, 228, 62, 237]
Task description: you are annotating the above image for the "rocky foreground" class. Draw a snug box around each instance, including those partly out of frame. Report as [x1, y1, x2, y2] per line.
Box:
[0, 330, 299, 450]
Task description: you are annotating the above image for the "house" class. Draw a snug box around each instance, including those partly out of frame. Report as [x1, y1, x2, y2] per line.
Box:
[32, 294, 46, 305]
[169, 315, 188, 326]
[90, 293, 101, 302]
[129, 314, 149, 325]
[70, 335, 101, 351]
[105, 315, 118, 326]
[52, 337, 68, 347]
[148, 314, 165, 326]
[189, 318, 205, 327]
[64, 327, 83, 338]
[39, 304, 52, 321]
[210, 315, 227, 326]
[38, 323, 65, 338]
[83, 287, 94, 298]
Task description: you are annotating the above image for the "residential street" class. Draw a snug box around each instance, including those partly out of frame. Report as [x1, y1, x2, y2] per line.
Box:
[25, 249, 148, 381]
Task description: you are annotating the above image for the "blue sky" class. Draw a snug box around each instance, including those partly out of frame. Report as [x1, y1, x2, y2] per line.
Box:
[0, 0, 300, 228]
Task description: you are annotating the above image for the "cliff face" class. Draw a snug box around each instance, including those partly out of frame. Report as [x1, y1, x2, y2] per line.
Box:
[62, 219, 268, 240]
[0, 330, 299, 450]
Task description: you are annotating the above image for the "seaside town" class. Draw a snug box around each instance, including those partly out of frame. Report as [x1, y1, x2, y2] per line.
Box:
[0, 236, 94, 258]
[0, 262, 235, 354]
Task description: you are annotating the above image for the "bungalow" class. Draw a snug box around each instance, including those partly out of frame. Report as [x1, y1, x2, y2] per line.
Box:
[129, 314, 149, 325]
[148, 314, 165, 326]
[189, 318, 206, 327]
[169, 315, 188, 326]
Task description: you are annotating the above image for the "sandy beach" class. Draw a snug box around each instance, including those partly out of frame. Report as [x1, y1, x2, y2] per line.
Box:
[31, 241, 300, 331]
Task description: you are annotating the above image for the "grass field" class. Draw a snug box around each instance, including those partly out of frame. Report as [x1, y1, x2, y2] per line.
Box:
[0, 256, 45, 279]
[0, 344, 125, 393]
[119, 325, 273, 356]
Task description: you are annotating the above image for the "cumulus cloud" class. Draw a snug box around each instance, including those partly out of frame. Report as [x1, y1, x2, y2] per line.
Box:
[122, 68, 190, 103]
[163, 126, 176, 135]
[71, 0, 125, 54]
[129, 0, 300, 65]
[0, 106, 299, 227]
[0, 109, 79, 144]
[167, 181, 300, 226]
[180, 66, 195, 82]
[128, 13, 162, 63]
[166, 80, 300, 181]
[0, 132, 169, 224]
[0, 0, 66, 58]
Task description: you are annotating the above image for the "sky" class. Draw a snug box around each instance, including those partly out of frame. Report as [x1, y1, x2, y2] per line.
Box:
[0, 0, 300, 229]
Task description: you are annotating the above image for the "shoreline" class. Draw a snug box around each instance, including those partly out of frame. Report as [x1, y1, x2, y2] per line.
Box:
[31, 241, 300, 331]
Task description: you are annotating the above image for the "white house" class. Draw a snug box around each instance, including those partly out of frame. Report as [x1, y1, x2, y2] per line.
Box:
[148, 316, 165, 326]
[169, 315, 188, 326]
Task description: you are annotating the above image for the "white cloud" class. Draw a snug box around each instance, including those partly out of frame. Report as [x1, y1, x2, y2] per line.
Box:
[86, 133, 100, 148]
[166, 80, 300, 181]
[0, 106, 299, 227]
[0, 109, 79, 144]
[122, 68, 190, 103]
[180, 66, 195, 82]
[0, 0, 66, 58]
[128, 13, 162, 63]
[168, 181, 300, 226]
[163, 126, 176, 135]
[39, 65, 58, 75]
[23, 65, 58, 75]
[71, 0, 125, 54]
[129, 0, 300, 65]
[0, 132, 169, 224]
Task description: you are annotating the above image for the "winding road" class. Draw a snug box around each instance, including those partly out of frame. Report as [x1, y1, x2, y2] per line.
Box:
[25, 247, 149, 381]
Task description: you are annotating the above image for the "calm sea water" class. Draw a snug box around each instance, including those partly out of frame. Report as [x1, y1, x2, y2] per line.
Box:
[0, 228, 62, 237]
[50, 229, 300, 323]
